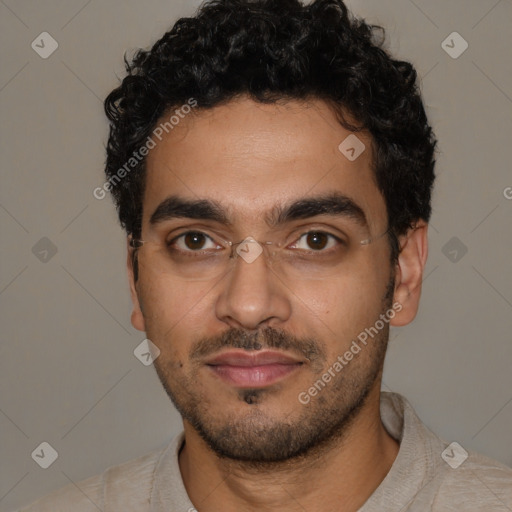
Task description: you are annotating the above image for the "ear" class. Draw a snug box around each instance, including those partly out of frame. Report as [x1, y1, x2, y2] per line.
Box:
[127, 239, 146, 332]
[390, 221, 429, 326]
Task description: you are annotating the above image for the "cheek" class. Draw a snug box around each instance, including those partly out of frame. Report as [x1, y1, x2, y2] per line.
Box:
[290, 261, 388, 340]
[138, 272, 216, 344]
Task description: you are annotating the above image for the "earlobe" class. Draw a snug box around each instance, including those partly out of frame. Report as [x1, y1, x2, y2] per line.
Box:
[126, 239, 146, 332]
[390, 222, 429, 327]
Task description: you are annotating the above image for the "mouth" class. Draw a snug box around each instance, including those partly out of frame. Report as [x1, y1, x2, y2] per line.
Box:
[205, 350, 305, 388]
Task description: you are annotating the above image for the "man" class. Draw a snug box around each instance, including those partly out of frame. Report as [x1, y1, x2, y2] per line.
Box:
[19, 0, 512, 510]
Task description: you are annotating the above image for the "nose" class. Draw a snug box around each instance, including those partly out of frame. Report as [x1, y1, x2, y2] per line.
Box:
[214, 243, 292, 330]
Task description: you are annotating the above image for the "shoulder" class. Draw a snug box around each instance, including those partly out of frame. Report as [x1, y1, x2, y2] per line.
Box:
[432, 449, 512, 510]
[16, 448, 163, 512]
[380, 393, 512, 510]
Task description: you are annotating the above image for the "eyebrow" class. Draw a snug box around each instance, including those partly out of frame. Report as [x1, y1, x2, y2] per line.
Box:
[270, 193, 368, 229]
[149, 193, 368, 229]
[150, 196, 231, 225]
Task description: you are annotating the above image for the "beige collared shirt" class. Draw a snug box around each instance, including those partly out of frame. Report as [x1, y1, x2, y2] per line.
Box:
[16, 392, 512, 511]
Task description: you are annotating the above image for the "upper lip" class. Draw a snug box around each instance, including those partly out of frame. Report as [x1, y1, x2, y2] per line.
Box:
[205, 350, 304, 367]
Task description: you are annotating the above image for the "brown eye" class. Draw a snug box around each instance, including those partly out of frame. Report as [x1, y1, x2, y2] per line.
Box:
[305, 232, 329, 250]
[168, 231, 218, 252]
[290, 231, 341, 252]
[183, 232, 208, 250]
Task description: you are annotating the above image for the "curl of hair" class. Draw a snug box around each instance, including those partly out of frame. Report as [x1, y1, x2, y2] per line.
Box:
[105, 0, 436, 260]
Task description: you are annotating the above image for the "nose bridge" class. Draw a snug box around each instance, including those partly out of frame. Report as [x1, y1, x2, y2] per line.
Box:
[215, 239, 291, 329]
[231, 238, 274, 264]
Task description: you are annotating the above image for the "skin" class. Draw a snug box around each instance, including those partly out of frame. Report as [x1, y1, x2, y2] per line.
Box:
[127, 97, 428, 512]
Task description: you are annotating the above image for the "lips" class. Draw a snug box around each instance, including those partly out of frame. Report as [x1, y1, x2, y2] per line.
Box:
[205, 350, 304, 388]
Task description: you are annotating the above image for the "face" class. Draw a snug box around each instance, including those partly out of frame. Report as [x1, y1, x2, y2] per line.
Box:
[129, 98, 401, 463]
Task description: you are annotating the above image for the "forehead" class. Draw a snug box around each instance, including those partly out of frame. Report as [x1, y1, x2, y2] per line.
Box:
[143, 97, 387, 230]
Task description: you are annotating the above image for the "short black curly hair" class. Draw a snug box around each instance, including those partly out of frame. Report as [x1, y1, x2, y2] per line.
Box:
[104, 0, 436, 260]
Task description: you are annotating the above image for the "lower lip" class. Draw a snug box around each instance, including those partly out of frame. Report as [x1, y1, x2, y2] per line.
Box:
[208, 363, 301, 388]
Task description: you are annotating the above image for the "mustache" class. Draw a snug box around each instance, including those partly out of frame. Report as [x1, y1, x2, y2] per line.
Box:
[190, 327, 326, 369]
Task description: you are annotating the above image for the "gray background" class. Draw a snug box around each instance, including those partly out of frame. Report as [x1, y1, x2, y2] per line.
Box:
[1, 0, 511, 510]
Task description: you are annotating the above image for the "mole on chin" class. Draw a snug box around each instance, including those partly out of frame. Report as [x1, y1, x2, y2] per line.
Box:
[240, 390, 261, 405]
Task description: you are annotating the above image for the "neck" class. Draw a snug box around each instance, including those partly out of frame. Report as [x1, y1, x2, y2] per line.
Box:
[178, 387, 399, 512]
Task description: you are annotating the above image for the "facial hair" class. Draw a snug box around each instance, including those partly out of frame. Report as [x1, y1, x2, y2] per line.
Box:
[153, 276, 395, 466]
